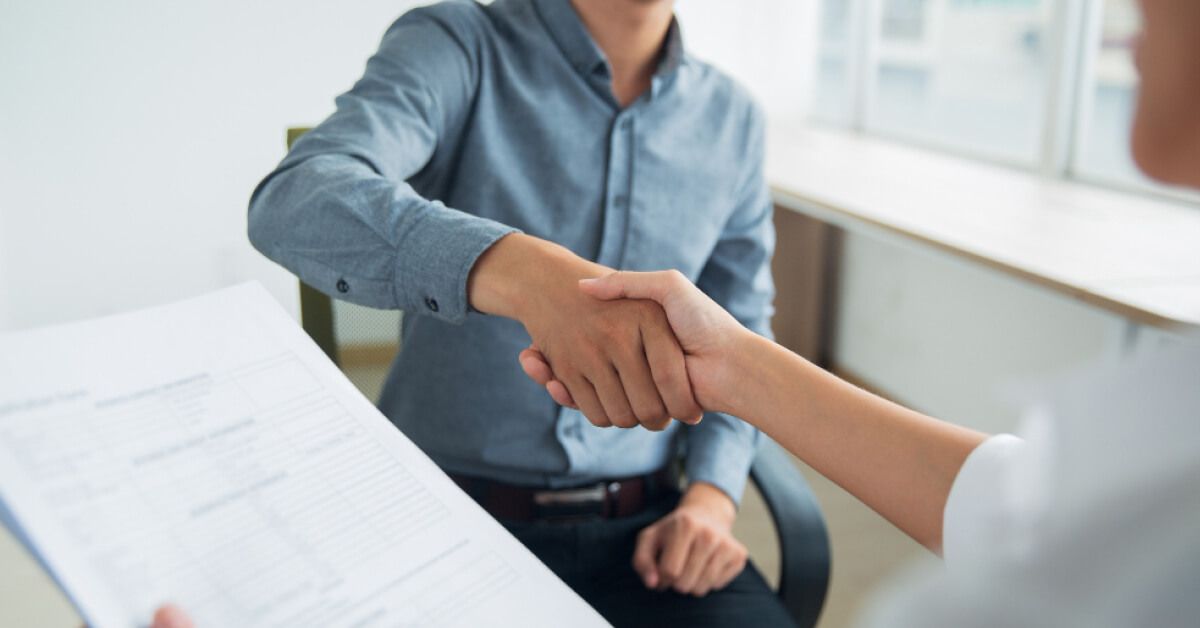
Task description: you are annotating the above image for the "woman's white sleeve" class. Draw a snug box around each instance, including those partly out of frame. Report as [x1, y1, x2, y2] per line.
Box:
[941, 434, 1027, 572]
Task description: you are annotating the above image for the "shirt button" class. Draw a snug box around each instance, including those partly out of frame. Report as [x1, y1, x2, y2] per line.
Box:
[613, 195, 628, 209]
[335, 279, 349, 293]
[619, 119, 632, 132]
[424, 297, 439, 313]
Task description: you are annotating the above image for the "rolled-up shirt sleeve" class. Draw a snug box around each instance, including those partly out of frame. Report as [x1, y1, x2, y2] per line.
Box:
[685, 106, 774, 505]
[247, 7, 518, 324]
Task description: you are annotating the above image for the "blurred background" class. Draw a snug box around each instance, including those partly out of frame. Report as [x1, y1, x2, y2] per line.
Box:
[1, 1, 1195, 626]
[813, 0, 1146, 184]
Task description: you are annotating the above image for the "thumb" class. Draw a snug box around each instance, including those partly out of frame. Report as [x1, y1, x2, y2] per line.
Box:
[579, 270, 676, 303]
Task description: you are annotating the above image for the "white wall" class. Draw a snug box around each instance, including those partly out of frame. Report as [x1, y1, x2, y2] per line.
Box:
[0, 0, 814, 337]
[0, 208, 8, 327]
[0, 0, 427, 332]
[678, 0, 818, 124]
[832, 231, 1143, 435]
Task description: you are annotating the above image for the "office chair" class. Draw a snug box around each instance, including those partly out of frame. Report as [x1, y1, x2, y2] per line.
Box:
[284, 127, 830, 627]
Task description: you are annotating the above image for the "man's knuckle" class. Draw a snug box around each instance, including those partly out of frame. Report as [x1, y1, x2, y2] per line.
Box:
[597, 315, 626, 337]
[644, 303, 668, 325]
[600, 327, 625, 347]
[609, 409, 634, 426]
[645, 416, 670, 432]
[655, 364, 682, 387]
[577, 349, 608, 371]
[634, 401, 666, 422]
[612, 340, 642, 364]
[554, 358, 580, 376]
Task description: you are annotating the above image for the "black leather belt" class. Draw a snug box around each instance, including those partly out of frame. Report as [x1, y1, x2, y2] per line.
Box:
[450, 467, 677, 523]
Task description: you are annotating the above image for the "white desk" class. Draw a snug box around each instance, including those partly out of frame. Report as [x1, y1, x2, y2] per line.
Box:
[767, 127, 1200, 349]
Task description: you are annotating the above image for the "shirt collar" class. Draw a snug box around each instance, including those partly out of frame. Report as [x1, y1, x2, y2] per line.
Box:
[532, 0, 685, 82]
[656, 18, 684, 77]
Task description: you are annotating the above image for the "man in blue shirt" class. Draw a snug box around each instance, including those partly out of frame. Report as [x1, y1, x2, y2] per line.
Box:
[248, 0, 790, 624]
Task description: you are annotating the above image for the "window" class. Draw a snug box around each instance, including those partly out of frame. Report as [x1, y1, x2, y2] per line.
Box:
[812, 0, 856, 125]
[869, 0, 1051, 164]
[810, 0, 1197, 204]
[1072, 0, 1143, 187]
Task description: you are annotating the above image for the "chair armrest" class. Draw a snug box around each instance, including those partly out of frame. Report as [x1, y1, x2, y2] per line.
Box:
[750, 438, 831, 627]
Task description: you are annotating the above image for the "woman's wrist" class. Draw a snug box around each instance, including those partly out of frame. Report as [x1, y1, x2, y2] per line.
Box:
[707, 329, 778, 418]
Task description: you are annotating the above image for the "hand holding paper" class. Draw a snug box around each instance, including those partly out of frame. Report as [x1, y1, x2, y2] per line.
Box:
[0, 284, 608, 628]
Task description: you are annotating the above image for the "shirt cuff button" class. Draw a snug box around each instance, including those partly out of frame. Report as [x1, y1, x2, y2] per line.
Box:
[424, 297, 440, 313]
[336, 279, 350, 293]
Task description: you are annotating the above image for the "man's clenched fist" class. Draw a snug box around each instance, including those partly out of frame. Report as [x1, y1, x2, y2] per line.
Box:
[633, 483, 748, 597]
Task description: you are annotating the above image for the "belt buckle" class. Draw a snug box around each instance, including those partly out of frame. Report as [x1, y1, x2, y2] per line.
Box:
[532, 482, 616, 522]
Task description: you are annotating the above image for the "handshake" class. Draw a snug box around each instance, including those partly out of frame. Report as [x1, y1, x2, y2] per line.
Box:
[471, 234, 751, 430]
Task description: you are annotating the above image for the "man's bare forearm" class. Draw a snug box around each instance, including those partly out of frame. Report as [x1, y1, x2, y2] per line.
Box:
[468, 234, 605, 320]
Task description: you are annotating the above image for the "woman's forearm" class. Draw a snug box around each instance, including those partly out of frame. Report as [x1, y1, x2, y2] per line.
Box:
[723, 333, 987, 552]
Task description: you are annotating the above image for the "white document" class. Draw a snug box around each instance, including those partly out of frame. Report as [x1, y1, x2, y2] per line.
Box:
[0, 283, 609, 628]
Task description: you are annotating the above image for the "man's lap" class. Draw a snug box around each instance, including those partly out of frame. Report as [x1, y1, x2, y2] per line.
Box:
[502, 492, 797, 628]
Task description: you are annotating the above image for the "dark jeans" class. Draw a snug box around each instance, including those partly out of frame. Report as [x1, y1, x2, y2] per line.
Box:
[502, 491, 798, 628]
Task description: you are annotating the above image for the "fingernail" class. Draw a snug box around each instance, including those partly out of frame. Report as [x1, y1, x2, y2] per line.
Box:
[578, 278, 598, 286]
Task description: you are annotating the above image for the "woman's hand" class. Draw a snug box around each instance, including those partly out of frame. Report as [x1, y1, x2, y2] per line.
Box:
[519, 270, 752, 415]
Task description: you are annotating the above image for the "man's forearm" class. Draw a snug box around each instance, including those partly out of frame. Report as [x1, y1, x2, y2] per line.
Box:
[249, 154, 519, 322]
[467, 233, 606, 321]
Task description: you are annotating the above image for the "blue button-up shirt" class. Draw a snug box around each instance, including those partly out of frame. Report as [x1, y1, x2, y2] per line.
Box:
[248, 0, 774, 503]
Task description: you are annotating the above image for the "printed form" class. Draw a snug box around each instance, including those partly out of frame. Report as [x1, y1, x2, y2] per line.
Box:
[0, 283, 608, 628]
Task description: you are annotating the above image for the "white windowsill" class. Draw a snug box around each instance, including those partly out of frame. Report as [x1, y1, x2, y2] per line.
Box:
[766, 126, 1200, 333]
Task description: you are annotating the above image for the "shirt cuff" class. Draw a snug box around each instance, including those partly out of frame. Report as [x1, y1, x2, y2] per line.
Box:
[942, 433, 1026, 572]
[392, 199, 520, 324]
[684, 411, 761, 506]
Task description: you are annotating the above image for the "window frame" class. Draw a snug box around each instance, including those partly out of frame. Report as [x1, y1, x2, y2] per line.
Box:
[811, 0, 1199, 207]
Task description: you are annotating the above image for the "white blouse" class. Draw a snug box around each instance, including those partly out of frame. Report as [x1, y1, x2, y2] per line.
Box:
[860, 339, 1200, 627]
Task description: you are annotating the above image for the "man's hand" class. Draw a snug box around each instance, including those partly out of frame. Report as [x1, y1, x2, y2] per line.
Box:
[471, 235, 702, 429]
[634, 483, 747, 596]
[520, 269, 752, 415]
